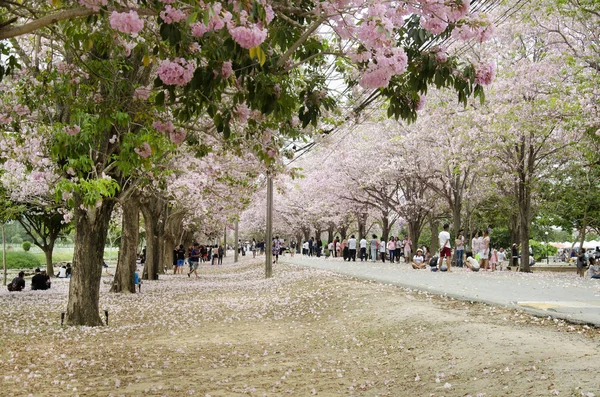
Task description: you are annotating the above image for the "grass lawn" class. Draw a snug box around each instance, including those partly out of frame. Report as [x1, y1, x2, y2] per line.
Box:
[2, 246, 119, 269]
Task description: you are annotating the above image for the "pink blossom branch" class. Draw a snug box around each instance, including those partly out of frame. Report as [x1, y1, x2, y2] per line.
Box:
[0, 7, 156, 40]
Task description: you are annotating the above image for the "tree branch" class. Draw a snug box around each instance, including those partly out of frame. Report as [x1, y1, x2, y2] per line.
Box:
[0, 7, 156, 40]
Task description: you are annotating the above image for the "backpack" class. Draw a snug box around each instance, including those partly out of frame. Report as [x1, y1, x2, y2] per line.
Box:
[429, 256, 439, 267]
[7, 278, 19, 291]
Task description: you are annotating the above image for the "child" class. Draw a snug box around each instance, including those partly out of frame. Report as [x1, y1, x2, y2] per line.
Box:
[490, 248, 498, 272]
[134, 269, 141, 292]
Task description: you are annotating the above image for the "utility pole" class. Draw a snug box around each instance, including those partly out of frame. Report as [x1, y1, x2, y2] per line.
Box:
[234, 219, 239, 263]
[265, 173, 273, 278]
[223, 227, 227, 257]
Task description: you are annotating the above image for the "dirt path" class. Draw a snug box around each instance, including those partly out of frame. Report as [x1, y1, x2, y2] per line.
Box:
[0, 260, 598, 396]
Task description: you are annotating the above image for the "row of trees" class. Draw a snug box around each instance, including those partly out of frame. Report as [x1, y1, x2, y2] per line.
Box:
[0, 0, 498, 325]
[239, 0, 600, 271]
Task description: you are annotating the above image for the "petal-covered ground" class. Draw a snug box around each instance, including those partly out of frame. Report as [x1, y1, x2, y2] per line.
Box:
[1, 259, 599, 396]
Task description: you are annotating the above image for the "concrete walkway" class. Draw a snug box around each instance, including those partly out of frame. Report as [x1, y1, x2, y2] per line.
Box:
[280, 255, 600, 326]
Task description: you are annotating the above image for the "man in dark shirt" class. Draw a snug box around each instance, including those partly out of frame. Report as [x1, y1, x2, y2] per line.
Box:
[8, 271, 26, 291]
[31, 268, 50, 290]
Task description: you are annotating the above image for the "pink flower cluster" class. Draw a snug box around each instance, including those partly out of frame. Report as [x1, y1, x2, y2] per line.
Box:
[474, 62, 496, 86]
[221, 61, 233, 79]
[153, 120, 175, 134]
[135, 142, 152, 158]
[134, 87, 152, 100]
[160, 5, 187, 24]
[190, 3, 232, 38]
[228, 25, 267, 49]
[78, 0, 107, 12]
[415, 94, 426, 111]
[234, 103, 250, 124]
[169, 130, 186, 145]
[13, 105, 30, 116]
[359, 48, 408, 89]
[157, 58, 196, 86]
[65, 126, 80, 136]
[419, 0, 470, 35]
[109, 11, 144, 35]
[451, 13, 495, 43]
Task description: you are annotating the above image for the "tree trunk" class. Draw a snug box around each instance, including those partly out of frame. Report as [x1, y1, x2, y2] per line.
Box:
[407, 220, 421, 250]
[518, 141, 535, 273]
[162, 233, 176, 274]
[510, 211, 520, 246]
[315, 228, 322, 244]
[44, 247, 54, 277]
[338, 225, 348, 240]
[357, 216, 366, 241]
[578, 209, 588, 251]
[141, 199, 165, 280]
[295, 233, 302, 253]
[429, 216, 439, 254]
[452, 202, 461, 242]
[2, 224, 6, 286]
[142, 216, 160, 280]
[302, 226, 311, 242]
[381, 215, 390, 242]
[327, 223, 335, 244]
[66, 200, 115, 326]
[111, 197, 139, 293]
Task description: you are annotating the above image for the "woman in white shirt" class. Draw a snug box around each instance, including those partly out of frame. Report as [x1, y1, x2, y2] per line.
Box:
[480, 230, 490, 270]
[379, 239, 386, 262]
[471, 231, 480, 260]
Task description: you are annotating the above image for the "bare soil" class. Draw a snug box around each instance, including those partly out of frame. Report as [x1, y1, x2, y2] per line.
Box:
[0, 259, 598, 396]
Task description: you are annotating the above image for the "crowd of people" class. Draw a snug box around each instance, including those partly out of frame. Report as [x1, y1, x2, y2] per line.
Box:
[275, 225, 600, 278]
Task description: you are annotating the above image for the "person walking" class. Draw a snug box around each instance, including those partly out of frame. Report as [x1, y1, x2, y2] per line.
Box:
[218, 245, 224, 265]
[359, 236, 367, 261]
[471, 231, 480, 261]
[272, 236, 281, 264]
[480, 230, 490, 271]
[402, 235, 412, 263]
[438, 224, 452, 272]
[370, 234, 378, 262]
[333, 237, 339, 257]
[308, 237, 314, 257]
[348, 235, 357, 261]
[387, 237, 396, 263]
[577, 248, 587, 277]
[379, 237, 387, 262]
[455, 229, 465, 268]
[395, 236, 402, 262]
[510, 243, 519, 270]
[187, 243, 201, 278]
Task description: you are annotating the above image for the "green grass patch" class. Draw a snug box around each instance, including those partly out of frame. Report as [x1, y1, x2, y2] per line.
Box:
[2, 252, 42, 269]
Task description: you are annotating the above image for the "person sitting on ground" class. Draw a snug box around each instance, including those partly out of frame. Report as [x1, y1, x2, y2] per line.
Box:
[465, 254, 481, 272]
[8, 271, 26, 291]
[65, 263, 72, 278]
[32, 268, 50, 290]
[586, 257, 600, 279]
[411, 249, 426, 269]
[57, 265, 67, 278]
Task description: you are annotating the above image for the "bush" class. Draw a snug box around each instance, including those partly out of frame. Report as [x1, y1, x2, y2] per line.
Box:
[3, 252, 41, 269]
[529, 240, 558, 262]
[22, 241, 32, 251]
